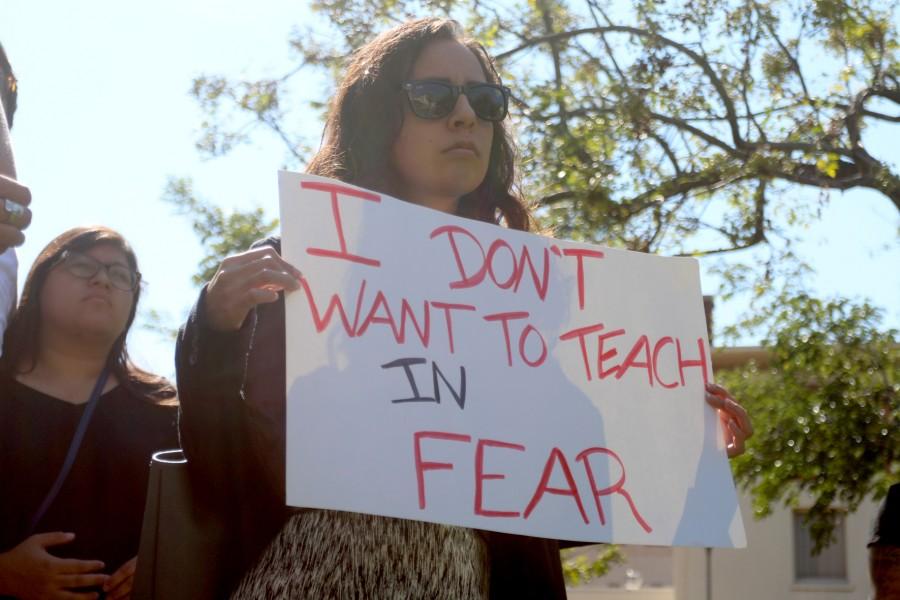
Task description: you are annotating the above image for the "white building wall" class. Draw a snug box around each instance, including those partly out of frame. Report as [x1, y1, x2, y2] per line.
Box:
[674, 493, 880, 600]
[564, 491, 881, 600]
[567, 589, 673, 600]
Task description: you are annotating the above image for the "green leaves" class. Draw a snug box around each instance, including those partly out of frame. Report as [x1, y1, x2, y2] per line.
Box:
[561, 545, 624, 586]
[162, 177, 279, 285]
[815, 153, 841, 178]
[720, 294, 899, 553]
[167, 0, 900, 571]
[182, 0, 898, 273]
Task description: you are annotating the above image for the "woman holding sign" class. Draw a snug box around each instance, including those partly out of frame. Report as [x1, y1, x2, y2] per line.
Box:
[176, 17, 752, 599]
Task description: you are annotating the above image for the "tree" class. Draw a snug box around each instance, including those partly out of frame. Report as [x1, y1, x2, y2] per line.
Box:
[165, 0, 898, 563]
[186, 0, 897, 267]
[718, 294, 899, 552]
[162, 177, 278, 286]
[561, 545, 624, 585]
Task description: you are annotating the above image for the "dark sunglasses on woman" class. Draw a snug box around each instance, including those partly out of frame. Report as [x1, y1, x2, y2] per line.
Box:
[401, 80, 511, 122]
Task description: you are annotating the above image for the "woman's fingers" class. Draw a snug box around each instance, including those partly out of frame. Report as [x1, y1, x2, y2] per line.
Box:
[28, 531, 76, 549]
[219, 246, 301, 276]
[103, 557, 136, 599]
[0, 223, 24, 249]
[243, 265, 303, 292]
[56, 591, 99, 600]
[29, 532, 105, 575]
[213, 248, 302, 296]
[247, 287, 282, 305]
[204, 247, 302, 332]
[706, 383, 753, 435]
[57, 572, 109, 589]
[0, 175, 32, 251]
[722, 415, 746, 458]
[213, 264, 298, 307]
[55, 557, 106, 574]
[0, 199, 30, 250]
[706, 382, 754, 457]
[0, 173, 31, 206]
[105, 573, 134, 600]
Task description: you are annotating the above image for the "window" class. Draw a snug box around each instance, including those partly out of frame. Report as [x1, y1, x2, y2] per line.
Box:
[793, 511, 847, 582]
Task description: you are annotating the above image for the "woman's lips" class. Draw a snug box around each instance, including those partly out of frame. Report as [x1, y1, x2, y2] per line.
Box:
[83, 294, 112, 306]
[443, 142, 479, 156]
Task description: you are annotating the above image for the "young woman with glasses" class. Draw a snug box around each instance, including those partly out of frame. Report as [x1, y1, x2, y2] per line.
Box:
[176, 18, 753, 599]
[0, 226, 179, 600]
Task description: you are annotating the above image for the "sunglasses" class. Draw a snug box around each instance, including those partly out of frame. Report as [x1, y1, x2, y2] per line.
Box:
[58, 250, 141, 292]
[401, 80, 510, 122]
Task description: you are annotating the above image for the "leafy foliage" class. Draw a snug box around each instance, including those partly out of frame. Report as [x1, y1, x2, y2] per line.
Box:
[186, 0, 898, 269]
[140, 307, 179, 340]
[718, 294, 899, 552]
[561, 544, 624, 586]
[162, 177, 279, 285]
[168, 0, 900, 569]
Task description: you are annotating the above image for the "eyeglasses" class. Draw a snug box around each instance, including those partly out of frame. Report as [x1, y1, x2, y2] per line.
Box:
[57, 250, 141, 292]
[401, 80, 510, 122]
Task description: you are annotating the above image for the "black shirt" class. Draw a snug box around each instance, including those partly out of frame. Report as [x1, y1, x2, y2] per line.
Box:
[0, 376, 179, 573]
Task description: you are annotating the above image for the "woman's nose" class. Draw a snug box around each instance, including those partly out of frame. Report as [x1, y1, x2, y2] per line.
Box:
[448, 92, 477, 129]
[90, 266, 112, 288]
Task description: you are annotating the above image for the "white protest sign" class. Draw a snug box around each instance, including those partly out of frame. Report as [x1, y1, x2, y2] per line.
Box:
[279, 171, 745, 548]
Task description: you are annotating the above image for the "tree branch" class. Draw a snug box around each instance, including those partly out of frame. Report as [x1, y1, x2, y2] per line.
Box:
[648, 111, 741, 155]
[495, 25, 746, 149]
[533, 0, 594, 168]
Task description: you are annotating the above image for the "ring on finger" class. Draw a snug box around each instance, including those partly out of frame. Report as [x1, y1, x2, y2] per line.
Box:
[2, 198, 29, 229]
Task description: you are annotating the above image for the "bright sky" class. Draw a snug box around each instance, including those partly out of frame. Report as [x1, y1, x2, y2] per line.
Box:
[2, 0, 898, 380]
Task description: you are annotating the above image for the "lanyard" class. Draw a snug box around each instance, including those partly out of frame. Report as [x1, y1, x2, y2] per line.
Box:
[27, 367, 111, 535]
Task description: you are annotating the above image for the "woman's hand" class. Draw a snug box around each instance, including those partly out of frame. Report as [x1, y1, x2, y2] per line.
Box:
[204, 246, 303, 332]
[0, 532, 107, 600]
[0, 174, 31, 252]
[705, 382, 754, 458]
[103, 556, 136, 600]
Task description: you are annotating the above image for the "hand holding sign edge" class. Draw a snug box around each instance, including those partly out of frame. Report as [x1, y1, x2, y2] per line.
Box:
[705, 382, 754, 458]
[204, 245, 303, 332]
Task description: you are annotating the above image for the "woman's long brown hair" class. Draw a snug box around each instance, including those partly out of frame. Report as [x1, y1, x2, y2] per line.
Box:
[307, 18, 533, 232]
[1, 226, 176, 402]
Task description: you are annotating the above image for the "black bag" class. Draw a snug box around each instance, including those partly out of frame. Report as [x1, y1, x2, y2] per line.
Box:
[132, 450, 229, 600]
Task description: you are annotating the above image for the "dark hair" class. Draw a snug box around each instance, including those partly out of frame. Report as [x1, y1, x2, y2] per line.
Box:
[307, 18, 532, 231]
[0, 42, 16, 129]
[0, 226, 176, 402]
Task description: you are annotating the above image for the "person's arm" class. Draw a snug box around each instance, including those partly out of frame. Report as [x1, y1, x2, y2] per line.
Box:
[0, 172, 31, 351]
[175, 284, 254, 505]
[0, 81, 30, 355]
[0, 85, 28, 255]
[175, 237, 300, 502]
[175, 238, 300, 595]
[0, 248, 15, 353]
